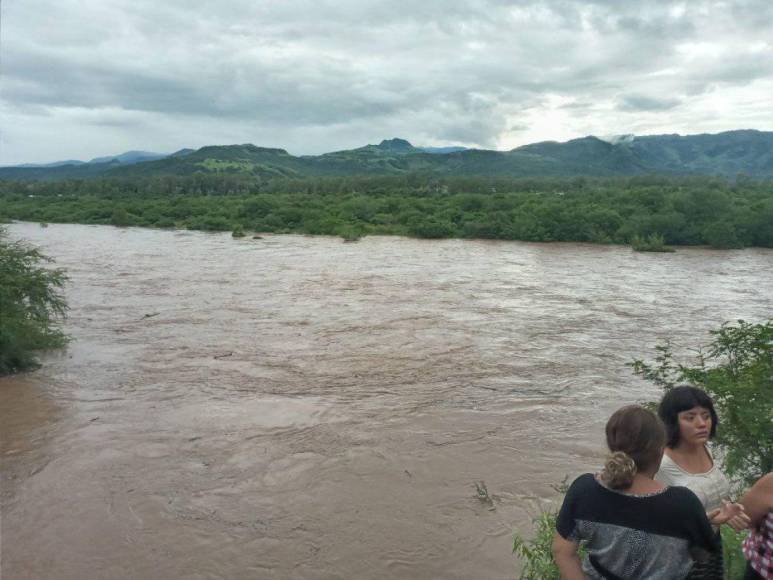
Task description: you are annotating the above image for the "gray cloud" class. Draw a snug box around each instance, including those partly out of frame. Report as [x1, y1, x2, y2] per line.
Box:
[1, 0, 772, 164]
[618, 95, 683, 112]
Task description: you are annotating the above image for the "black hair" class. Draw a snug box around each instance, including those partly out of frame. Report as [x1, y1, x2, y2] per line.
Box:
[657, 385, 718, 448]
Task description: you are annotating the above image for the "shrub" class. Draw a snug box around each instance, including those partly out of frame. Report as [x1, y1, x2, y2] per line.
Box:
[408, 218, 455, 239]
[631, 233, 674, 252]
[111, 207, 132, 226]
[512, 511, 561, 580]
[336, 224, 364, 242]
[703, 220, 742, 249]
[631, 319, 772, 485]
[0, 228, 69, 374]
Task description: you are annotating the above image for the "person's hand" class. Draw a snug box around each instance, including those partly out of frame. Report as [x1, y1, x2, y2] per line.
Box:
[708, 501, 751, 530]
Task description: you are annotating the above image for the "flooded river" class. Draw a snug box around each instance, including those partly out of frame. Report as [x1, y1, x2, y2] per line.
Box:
[2, 223, 772, 579]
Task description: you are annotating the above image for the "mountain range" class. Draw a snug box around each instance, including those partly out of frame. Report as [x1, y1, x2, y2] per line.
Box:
[2, 130, 772, 181]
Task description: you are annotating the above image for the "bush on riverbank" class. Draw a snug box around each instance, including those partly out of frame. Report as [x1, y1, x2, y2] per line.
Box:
[0, 227, 69, 374]
[512, 511, 561, 580]
[631, 233, 674, 252]
[513, 319, 772, 579]
[631, 319, 773, 486]
[2, 175, 772, 248]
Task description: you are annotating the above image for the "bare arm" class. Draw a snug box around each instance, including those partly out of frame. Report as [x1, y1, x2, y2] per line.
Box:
[552, 532, 585, 580]
[740, 473, 773, 529]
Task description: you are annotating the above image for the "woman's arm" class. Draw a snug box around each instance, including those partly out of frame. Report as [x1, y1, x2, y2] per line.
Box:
[740, 473, 773, 529]
[552, 533, 585, 580]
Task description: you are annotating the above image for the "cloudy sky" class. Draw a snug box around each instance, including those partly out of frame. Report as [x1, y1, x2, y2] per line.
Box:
[1, 0, 772, 164]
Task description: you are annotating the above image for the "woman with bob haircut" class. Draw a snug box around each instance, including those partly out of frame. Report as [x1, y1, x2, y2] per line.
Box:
[656, 385, 750, 580]
[553, 405, 719, 579]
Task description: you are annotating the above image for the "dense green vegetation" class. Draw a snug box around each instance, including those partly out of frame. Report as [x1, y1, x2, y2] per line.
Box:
[0, 228, 69, 374]
[1, 175, 772, 248]
[514, 319, 772, 579]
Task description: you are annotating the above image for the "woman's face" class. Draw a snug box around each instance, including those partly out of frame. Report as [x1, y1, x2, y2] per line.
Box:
[677, 405, 712, 446]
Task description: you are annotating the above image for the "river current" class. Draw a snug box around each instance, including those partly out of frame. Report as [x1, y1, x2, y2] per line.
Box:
[2, 223, 771, 579]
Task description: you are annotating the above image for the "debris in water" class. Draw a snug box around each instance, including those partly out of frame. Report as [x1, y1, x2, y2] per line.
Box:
[474, 481, 494, 508]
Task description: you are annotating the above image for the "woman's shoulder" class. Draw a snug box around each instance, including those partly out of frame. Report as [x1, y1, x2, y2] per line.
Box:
[655, 453, 684, 484]
[659, 452, 679, 469]
[566, 473, 598, 493]
[561, 473, 604, 504]
[572, 472, 597, 484]
[662, 485, 707, 514]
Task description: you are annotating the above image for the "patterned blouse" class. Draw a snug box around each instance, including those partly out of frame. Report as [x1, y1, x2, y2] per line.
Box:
[744, 512, 773, 578]
[556, 473, 718, 579]
[655, 449, 732, 514]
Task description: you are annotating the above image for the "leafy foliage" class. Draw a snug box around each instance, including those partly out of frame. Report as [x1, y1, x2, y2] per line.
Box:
[2, 174, 773, 248]
[631, 320, 773, 485]
[631, 233, 674, 252]
[512, 479, 581, 579]
[722, 527, 748, 580]
[0, 228, 69, 374]
[512, 511, 561, 580]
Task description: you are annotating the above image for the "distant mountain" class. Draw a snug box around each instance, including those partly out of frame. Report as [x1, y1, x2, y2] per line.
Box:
[110, 144, 306, 179]
[16, 160, 87, 168]
[88, 150, 168, 165]
[627, 130, 773, 177]
[421, 146, 469, 154]
[370, 138, 417, 153]
[1, 150, 171, 177]
[170, 148, 195, 157]
[2, 130, 772, 181]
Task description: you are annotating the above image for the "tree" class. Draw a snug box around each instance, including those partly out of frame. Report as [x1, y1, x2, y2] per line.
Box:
[631, 319, 772, 485]
[0, 228, 69, 374]
[111, 207, 131, 226]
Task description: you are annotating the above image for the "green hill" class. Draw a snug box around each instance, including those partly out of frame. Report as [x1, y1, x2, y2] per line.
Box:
[3, 130, 773, 181]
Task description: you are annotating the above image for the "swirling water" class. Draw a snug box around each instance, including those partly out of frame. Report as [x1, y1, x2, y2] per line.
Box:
[2, 223, 771, 579]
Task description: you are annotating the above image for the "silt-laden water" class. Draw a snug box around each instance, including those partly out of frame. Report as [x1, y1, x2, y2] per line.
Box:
[2, 223, 772, 579]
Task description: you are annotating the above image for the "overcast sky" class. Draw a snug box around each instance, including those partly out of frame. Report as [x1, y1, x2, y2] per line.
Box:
[1, 0, 772, 164]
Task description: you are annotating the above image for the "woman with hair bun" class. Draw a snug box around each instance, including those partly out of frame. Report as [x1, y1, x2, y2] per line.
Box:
[656, 386, 750, 580]
[553, 405, 719, 579]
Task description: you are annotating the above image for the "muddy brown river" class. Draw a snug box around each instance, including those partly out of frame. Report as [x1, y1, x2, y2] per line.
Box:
[1, 223, 772, 579]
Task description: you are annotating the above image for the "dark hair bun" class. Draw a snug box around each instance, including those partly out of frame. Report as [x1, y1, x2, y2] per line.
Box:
[600, 451, 637, 489]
